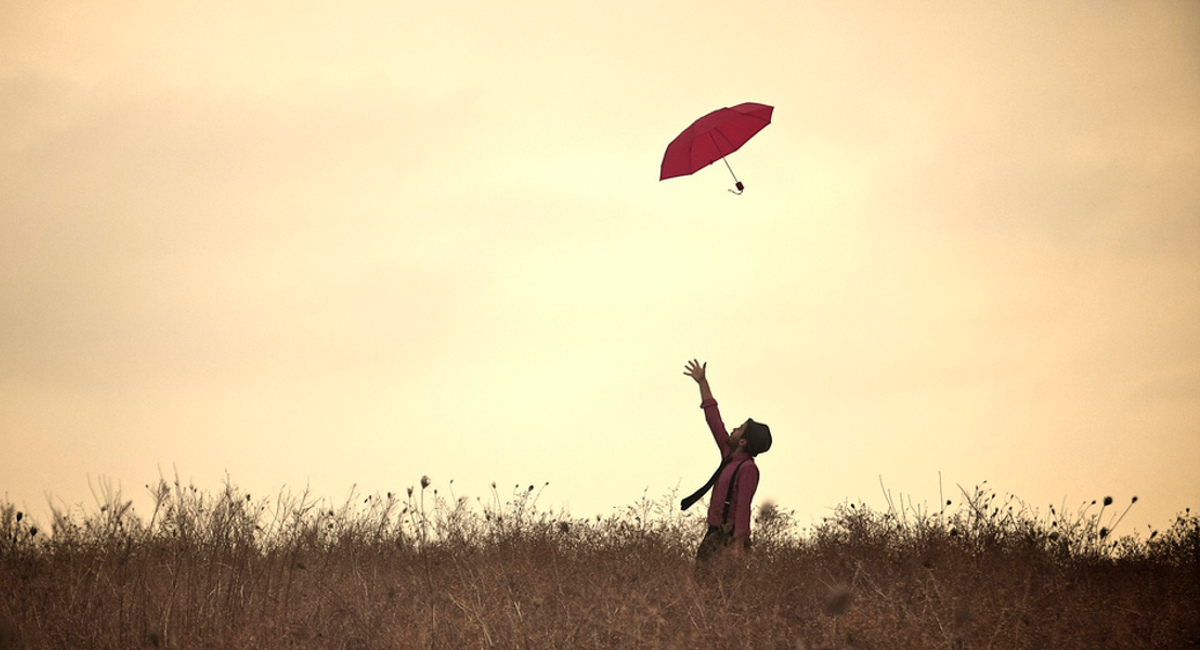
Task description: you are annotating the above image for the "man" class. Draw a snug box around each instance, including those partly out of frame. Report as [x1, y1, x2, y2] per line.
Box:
[681, 359, 772, 562]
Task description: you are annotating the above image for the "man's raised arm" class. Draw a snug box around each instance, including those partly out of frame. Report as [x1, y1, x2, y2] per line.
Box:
[685, 359, 730, 455]
[684, 359, 714, 403]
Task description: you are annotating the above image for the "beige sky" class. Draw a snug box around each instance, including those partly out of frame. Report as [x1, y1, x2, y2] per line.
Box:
[2, 1, 1198, 537]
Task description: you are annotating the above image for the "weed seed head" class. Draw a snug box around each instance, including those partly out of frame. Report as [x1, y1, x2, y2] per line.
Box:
[421, 476, 431, 489]
[758, 500, 779, 522]
[1103, 496, 1113, 506]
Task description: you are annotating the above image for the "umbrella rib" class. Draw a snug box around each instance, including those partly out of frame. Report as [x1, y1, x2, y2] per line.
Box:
[707, 130, 725, 160]
[707, 131, 739, 184]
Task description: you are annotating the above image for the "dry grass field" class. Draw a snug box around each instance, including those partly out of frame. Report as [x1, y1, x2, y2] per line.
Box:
[2, 475, 1197, 649]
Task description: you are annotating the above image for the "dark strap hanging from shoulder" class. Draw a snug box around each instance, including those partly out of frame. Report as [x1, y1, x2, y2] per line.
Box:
[721, 459, 750, 525]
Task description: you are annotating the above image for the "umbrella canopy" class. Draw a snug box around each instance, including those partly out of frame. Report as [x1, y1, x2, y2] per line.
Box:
[659, 102, 774, 191]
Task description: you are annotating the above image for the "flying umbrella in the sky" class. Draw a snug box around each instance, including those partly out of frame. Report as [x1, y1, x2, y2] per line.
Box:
[660, 102, 774, 194]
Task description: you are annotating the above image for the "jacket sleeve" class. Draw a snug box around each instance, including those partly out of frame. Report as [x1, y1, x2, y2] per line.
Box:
[733, 462, 760, 539]
[700, 398, 731, 458]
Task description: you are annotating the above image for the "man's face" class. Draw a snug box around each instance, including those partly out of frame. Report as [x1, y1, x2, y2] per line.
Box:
[730, 420, 750, 450]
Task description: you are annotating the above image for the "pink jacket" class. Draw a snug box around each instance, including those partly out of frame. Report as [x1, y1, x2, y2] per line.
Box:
[700, 398, 760, 539]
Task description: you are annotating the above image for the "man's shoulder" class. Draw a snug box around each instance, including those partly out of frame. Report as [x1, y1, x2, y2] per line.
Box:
[733, 456, 759, 471]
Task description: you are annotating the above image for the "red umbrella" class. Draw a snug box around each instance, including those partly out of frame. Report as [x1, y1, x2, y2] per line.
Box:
[660, 102, 774, 194]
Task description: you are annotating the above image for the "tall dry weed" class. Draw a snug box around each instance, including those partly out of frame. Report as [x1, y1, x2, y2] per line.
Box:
[1, 475, 1196, 649]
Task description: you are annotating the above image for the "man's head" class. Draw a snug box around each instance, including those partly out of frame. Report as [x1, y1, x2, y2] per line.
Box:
[730, 419, 772, 456]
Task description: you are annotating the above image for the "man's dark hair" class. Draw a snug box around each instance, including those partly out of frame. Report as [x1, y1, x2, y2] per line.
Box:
[744, 419, 772, 456]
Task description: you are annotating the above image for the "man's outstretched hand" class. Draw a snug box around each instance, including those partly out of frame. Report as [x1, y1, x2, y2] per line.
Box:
[684, 359, 707, 384]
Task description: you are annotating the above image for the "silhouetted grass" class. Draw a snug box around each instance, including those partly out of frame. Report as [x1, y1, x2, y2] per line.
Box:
[1, 473, 1196, 649]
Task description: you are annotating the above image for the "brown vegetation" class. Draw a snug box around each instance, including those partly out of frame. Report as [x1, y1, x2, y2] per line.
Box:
[1, 476, 1197, 649]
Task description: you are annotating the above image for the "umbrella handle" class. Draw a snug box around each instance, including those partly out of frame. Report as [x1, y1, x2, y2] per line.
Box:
[717, 152, 744, 195]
